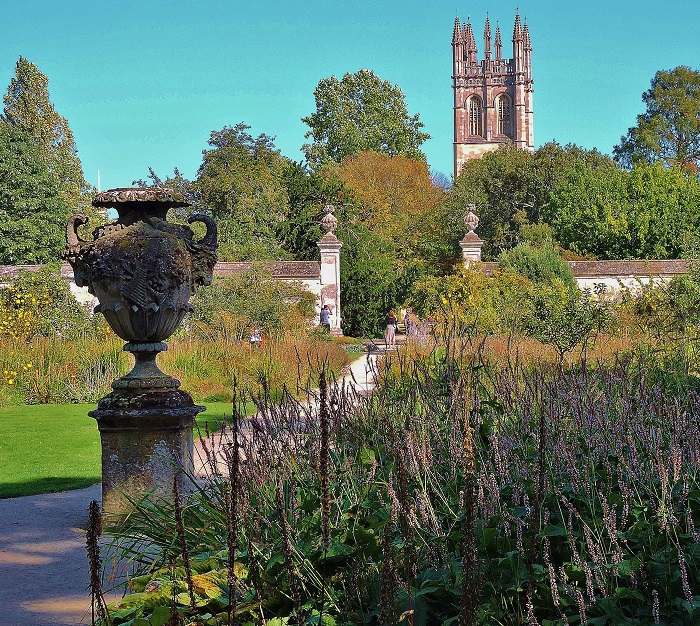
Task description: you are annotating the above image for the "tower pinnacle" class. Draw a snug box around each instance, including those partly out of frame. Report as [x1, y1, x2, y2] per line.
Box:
[513, 12, 522, 40]
[484, 16, 492, 60]
[464, 20, 477, 63]
[452, 16, 461, 43]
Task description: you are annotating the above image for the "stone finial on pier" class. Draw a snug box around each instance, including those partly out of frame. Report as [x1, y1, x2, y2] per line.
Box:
[320, 204, 339, 237]
[460, 204, 484, 266]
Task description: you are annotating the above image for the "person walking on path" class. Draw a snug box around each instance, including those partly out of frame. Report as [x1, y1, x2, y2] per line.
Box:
[404, 307, 418, 338]
[319, 304, 331, 332]
[385, 310, 398, 348]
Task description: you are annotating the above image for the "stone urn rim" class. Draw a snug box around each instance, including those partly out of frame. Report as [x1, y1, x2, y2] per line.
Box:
[92, 187, 190, 209]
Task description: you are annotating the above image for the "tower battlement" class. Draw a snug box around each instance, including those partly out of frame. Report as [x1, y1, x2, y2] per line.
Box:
[453, 12, 534, 177]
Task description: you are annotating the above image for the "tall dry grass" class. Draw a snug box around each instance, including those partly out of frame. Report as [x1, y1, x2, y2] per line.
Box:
[0, 333, 350, 406]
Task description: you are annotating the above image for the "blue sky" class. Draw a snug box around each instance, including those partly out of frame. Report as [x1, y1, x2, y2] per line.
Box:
[1, 0, 698, 190]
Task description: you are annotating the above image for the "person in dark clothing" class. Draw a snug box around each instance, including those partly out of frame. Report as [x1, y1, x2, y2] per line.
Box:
[320, 304, 331, 332]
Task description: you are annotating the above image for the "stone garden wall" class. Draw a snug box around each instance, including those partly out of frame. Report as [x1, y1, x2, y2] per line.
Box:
[480, 259, 688, 292]
[0, 261, 323, 307]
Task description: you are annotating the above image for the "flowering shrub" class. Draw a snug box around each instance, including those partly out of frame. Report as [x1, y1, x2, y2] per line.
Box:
[0, 265, 92, 341]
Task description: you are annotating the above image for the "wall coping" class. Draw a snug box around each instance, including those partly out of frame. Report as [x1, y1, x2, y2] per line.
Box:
[214, 261, 320, 279]
[481, 259, 688, 278]
[0, 259, 687, 284]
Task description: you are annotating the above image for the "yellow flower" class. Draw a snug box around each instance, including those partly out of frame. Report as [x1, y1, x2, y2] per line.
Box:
[7, 379, 14, 385]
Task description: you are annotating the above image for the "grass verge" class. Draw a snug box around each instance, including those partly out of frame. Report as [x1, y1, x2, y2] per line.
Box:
[0, 401, 240, 499]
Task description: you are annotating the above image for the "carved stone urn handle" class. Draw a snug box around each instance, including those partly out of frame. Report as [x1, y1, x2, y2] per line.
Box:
[66, 214, 88, 249]
[188, 214, 217, 247]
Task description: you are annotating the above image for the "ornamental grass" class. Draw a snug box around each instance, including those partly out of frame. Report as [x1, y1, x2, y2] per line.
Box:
[0, 333, 349, 406]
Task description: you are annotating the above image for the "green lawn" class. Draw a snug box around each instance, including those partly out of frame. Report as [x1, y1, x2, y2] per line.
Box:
[0, 401, 238, 499]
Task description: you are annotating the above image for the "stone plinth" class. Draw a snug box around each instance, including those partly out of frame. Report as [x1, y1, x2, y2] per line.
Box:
[460, 230, 484, 266]
[63, 187, 217, 517]
[92, 395, 200, 515]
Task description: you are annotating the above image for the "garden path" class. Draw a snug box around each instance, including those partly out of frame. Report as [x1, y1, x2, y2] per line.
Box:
[0, 350, 378, 626]
[192, 349, 379, 476]
[0, 483, 122, 626]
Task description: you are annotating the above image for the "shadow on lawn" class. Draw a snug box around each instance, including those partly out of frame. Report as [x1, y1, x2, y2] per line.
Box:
[0, 476, 101, 499]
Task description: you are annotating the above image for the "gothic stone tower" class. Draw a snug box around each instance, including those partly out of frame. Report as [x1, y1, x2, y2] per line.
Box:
[453, 13, 534, 177]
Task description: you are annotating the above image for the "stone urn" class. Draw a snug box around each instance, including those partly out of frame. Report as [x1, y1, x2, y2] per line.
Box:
[63, 187, 217, 515]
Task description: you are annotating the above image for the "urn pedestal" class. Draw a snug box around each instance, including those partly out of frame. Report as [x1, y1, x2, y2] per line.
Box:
[64, 188, 217, 516]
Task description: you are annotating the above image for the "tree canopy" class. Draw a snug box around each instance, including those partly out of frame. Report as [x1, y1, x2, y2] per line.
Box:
[546, 161, 700, 259]
[334, 151, 449, 270]
[447, 143, 612, 259]
[301, 69, 430, 167]
[614, 66, 700, 172]
[0, 125, 68, 264]
[447, 141, 700, 261]
[194, 123, 291, 261]
[2, 56, 91, 212]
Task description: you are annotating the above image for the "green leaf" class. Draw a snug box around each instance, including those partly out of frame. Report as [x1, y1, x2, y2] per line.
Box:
[147, 606, 172, 626]
[325, 541, 355, 558]
[542, 523, 567, 537]
[359, 446, 376, 465]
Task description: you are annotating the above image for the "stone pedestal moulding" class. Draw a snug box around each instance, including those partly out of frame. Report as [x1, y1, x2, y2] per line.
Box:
[63, 187, 217, 515]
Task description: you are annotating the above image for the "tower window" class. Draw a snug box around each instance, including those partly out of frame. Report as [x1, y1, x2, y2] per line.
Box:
[497, 94, 511, 137]
[467, 96, 483, 137]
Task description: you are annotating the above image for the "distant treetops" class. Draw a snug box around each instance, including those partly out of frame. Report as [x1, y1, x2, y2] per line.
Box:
[614, 65, 700, 174]
[302, 68, 430, 167]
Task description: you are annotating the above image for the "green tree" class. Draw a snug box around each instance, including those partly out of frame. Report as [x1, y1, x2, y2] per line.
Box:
[546, 161, 700, 259]
[278, 161, 408, 336]
[0, 126, 68, 264]
[614, 66, 700, 172]
[498, 242, 577, 290]
[446, 144, 544, 259]
[302, 69, 430, 167]
[525, 280, 609, 363]
[2, 56, 92, 212]
[446, 143, 618, 259]
[194, 123, 291, 261]
[338, 220, 416, 337]
[278, 161, 347, 261]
